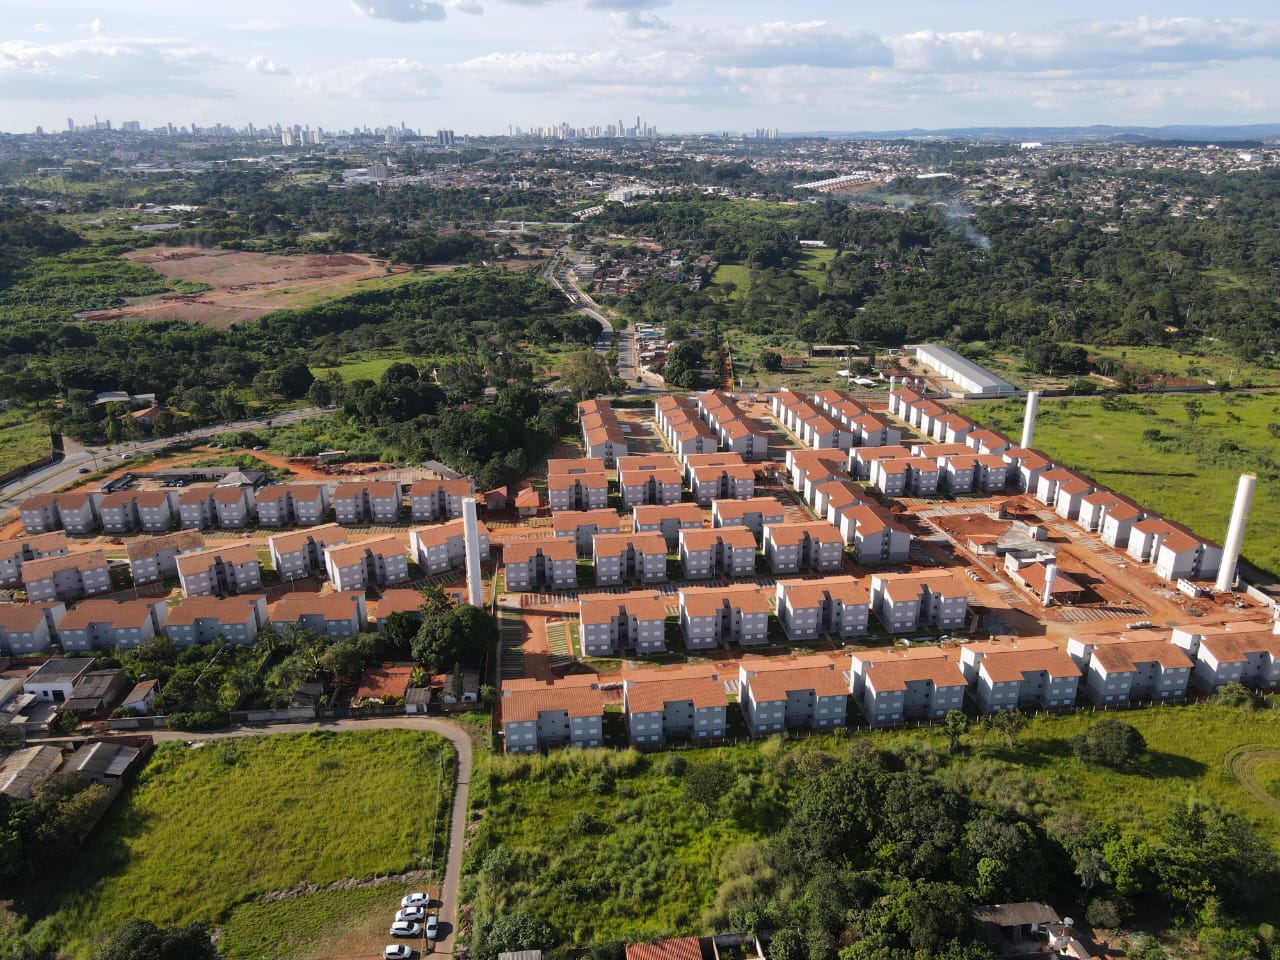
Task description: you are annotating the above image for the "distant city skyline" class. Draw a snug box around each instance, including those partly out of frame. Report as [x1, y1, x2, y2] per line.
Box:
[2, 0, 1278, 135]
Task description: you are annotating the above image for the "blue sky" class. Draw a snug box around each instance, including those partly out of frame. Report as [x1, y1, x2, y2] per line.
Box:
[1, 0, 1276, 134]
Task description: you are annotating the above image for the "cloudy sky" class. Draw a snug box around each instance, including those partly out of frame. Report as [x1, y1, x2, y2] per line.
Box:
[1, 0, 1277, 134]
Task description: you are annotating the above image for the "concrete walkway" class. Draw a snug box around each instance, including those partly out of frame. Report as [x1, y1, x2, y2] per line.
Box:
[149, 716, 475, 955]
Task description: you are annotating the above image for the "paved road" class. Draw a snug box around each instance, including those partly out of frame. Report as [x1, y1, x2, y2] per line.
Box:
[150, 716, 474, 955]
[544, 244, 643, 382]
[0, 406, 335, 518]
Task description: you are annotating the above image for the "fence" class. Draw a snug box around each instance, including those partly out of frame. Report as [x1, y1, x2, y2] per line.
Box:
[0, 448, 61, 488]
[230, 707, 317, 725]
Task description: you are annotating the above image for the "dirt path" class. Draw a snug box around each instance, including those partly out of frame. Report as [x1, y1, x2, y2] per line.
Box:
[1225, 744, 1280, 813]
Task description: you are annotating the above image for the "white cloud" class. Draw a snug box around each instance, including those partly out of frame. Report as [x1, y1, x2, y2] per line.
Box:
[0, 33, 226, 100]
[584, 0, 668, 9]
[450, 0, 484, 14]
[713, 21, 891, 69]
[456, 47, 728, 100]
[889, 18, 1280, 74]
[293, 57, 442, 99]
[351, 0, 447, 23]
[230, 20, 291, 32]
[247, 56, 290, 75]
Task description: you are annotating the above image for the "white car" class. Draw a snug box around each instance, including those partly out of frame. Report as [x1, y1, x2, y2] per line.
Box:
[384, 946, 413, 959]
[390, 921, 421, 938]
[401, 893, 430, 908]
[396, 907, 425, 923]
[425, 915, 440, 940]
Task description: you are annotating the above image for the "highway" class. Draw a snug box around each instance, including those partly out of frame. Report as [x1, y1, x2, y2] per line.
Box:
[544, 244, 639, 382]
[0, 406, 334, 519]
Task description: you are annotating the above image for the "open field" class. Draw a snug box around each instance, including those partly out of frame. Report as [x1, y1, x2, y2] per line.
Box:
[309, 353, 417, 383]
[0, 410, 52, 476]
[1070, 341, 1280, 389]
[794, 247, 836, 285]
[709, 263, 752, 301]
[971, 392, 1280, 576]
[4, 730, 455, 959]
[76, 248, 417, 328]
[470, 704, 1280, 947]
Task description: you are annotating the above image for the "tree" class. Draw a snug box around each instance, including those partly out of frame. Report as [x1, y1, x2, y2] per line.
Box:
[683, 759, 732, 817]
[451, 661, 464, 701]
[559, 349, 614, 399]
[1072, 718, 1147, 766]
[943, 710, 969, 755]
[985, 710, 1028, 747]
[760, 349, 783, 372]
[94, 919, 217, 960]
[479, 911, 556, 960]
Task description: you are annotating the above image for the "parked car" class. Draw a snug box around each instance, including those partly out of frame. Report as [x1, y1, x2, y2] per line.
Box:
[396, 907, 425, 923]
[78, 467, 91, 474]
[425, 915, 440, 940]
[401, 893, 430, 908]
[390, 921, 421, 938]
[384, 946, 412, 959]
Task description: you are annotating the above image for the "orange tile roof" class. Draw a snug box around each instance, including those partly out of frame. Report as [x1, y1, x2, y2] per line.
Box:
[633, 503, 705, 525]
[680, 527, 757, 551]
[6, 531, 67, 556]
[0, 603, 49, 631]
[325, 535, 405, 567]
[855, 648, 968, 692]
[764, 522, 843, 546]
[211, 487, 251, 505]
[166, 595, 264, 626]
[626, 672, 727, 713]
[132, 490, 172, 508]
[549, 472, 611, 491]
[1090, 637, 1194, 672]
[503, 538, 577, 563]
[551, 509, 620, 535]
[269, 523, 346, 556]
[778, 576, 869, 608]
[21, 549, 109, 581]
[175, 542, 258, 574]
[273, 591, 365, 622]
[126, 528, 206, 561]
[1017, 562, 1086, 596]
[626, 937, 705, 960]
[1194, 621, 1280, 662]
[619, 467, 682, 486]
[712, 497, 785, 521]
[411, 517, 488, 549]
[501, 677, 605, 724]
[408, 478, 474, 497]
[617, 455, 678, 472]
[58, 598, 158, 631]
[684, 453, 746, 470]
[547, 457, 609, 475]
[579, 590, 668, 625]
[679, 584, 770, 617]
[746, 663, 848, 701]
[515, 486, 541, 508]
[978, 648, 1081, 683]
[592, 533, 668, 555]
[357, 663, 414, 700]
[371, 589, 427, 620]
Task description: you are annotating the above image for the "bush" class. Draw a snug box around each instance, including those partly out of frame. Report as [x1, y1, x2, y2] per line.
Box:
[166, 711, 227, 732]
[1071, 719, 1147, 766]
[1085, 898, 1122, 929]
[1213, 682, 1263, 710]
[662, 754, 688, 778]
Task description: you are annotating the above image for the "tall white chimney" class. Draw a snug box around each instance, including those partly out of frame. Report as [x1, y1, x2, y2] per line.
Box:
[1042, 561, 1058, 607]
[1021, 390, 1040, 449]
[889, 375, 898, 391]
[462, 496, 484, 607]
[1215, 473, 1256, 592]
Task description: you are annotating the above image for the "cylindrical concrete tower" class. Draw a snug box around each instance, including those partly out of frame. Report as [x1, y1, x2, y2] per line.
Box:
[1021, 390, 1040, 449]
[462, 496, 484, 607]
[1215, 474, 1257, 592]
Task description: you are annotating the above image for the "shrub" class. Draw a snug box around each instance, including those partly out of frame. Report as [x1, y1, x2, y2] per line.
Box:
[165, 711, 227, 732]
[1071, 719, 1146, 766]
[662, 754, 688, 778]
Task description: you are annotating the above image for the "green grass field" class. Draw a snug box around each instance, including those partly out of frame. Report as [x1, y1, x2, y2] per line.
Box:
[283, 268, 435, 309]
[971, 392, 1280, 575]
[4, 730, 455, 959]
[0, 410, 53, 476]
[1072, 342, 1280, 388]
[709, 263, 752, 302]
[467, 703, 1279, 947]
[309, 353, 417, 382]
[794, 247, 836, 285]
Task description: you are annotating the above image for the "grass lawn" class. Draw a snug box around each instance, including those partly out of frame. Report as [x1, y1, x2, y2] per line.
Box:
[1071, 341, 1280, 388]
[467, 703, 1280, 947]
[0, 410, 52, 476]
[709, 263, 752, 302]
[972, 392, 1280, 575]
[309, 353, 417, 383]
[4, 730, 455, 959]
[285, 268, 434, 309]
[794, 247, 836, 286]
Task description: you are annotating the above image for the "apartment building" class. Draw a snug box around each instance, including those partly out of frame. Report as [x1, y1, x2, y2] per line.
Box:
[333, 481, 402, 525]
[848, 444, 911, 481]
[19, 491, 101, 536]
[774, 577, 870, 641]
[623, 665, 728, 746]
[690, 462, 756, 505]
[408, 478, 474, 523]
[324, 536, 410, 593]
[678, 584, 770, 649]
[164, 595, 269, 647]
[503, 538, 578, 592]
[1077, 491, 1144, 548]
[960, 638, 1081, 712]
[678, 527, 758, 580]
[549, 472, 611, 512]
[869, 571, 970, 634]
[0, 602, 63, 655]
[1035, 469, 1095, 519]
[632, 502, 705, 549]
[762, 521, 845, 575]
[718, 418, 769, 460]
[268, 523, 347, 582]
[273, 591, 368, 639]
[849, 647, 969, 726]
[869, 456, 940, 497]
[738, 656, 849, 736]
[965, 429, 1012, 456]
[175, 543, 262, 598]
[786, 450, 848, 500]
[409, 517, 489, 574]
[619, 466, 683, 509]
[842, 505, 911, 565]
[711, 497, 786, 540]
[592, 533, 668, 586]
[1171, 620, 1280, 692]
[1001, 448, 1053, 493]
[126, 529, 206, 585]
[1127, 519, 1223, 583]
[0, 532, 68, 587]
[551, 508, 622, 555]
[56, 598, 168, 652]
[1067, 631, 1194, 704]
[97, 491, 142, 534]
[547, 457, 609, 477]
[578, 591, 669, 655]
[176, 487, 216, 529]
[21, 550, 112, 603]
[211, 486, 256, 529]
[501, 675, 605, 753]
